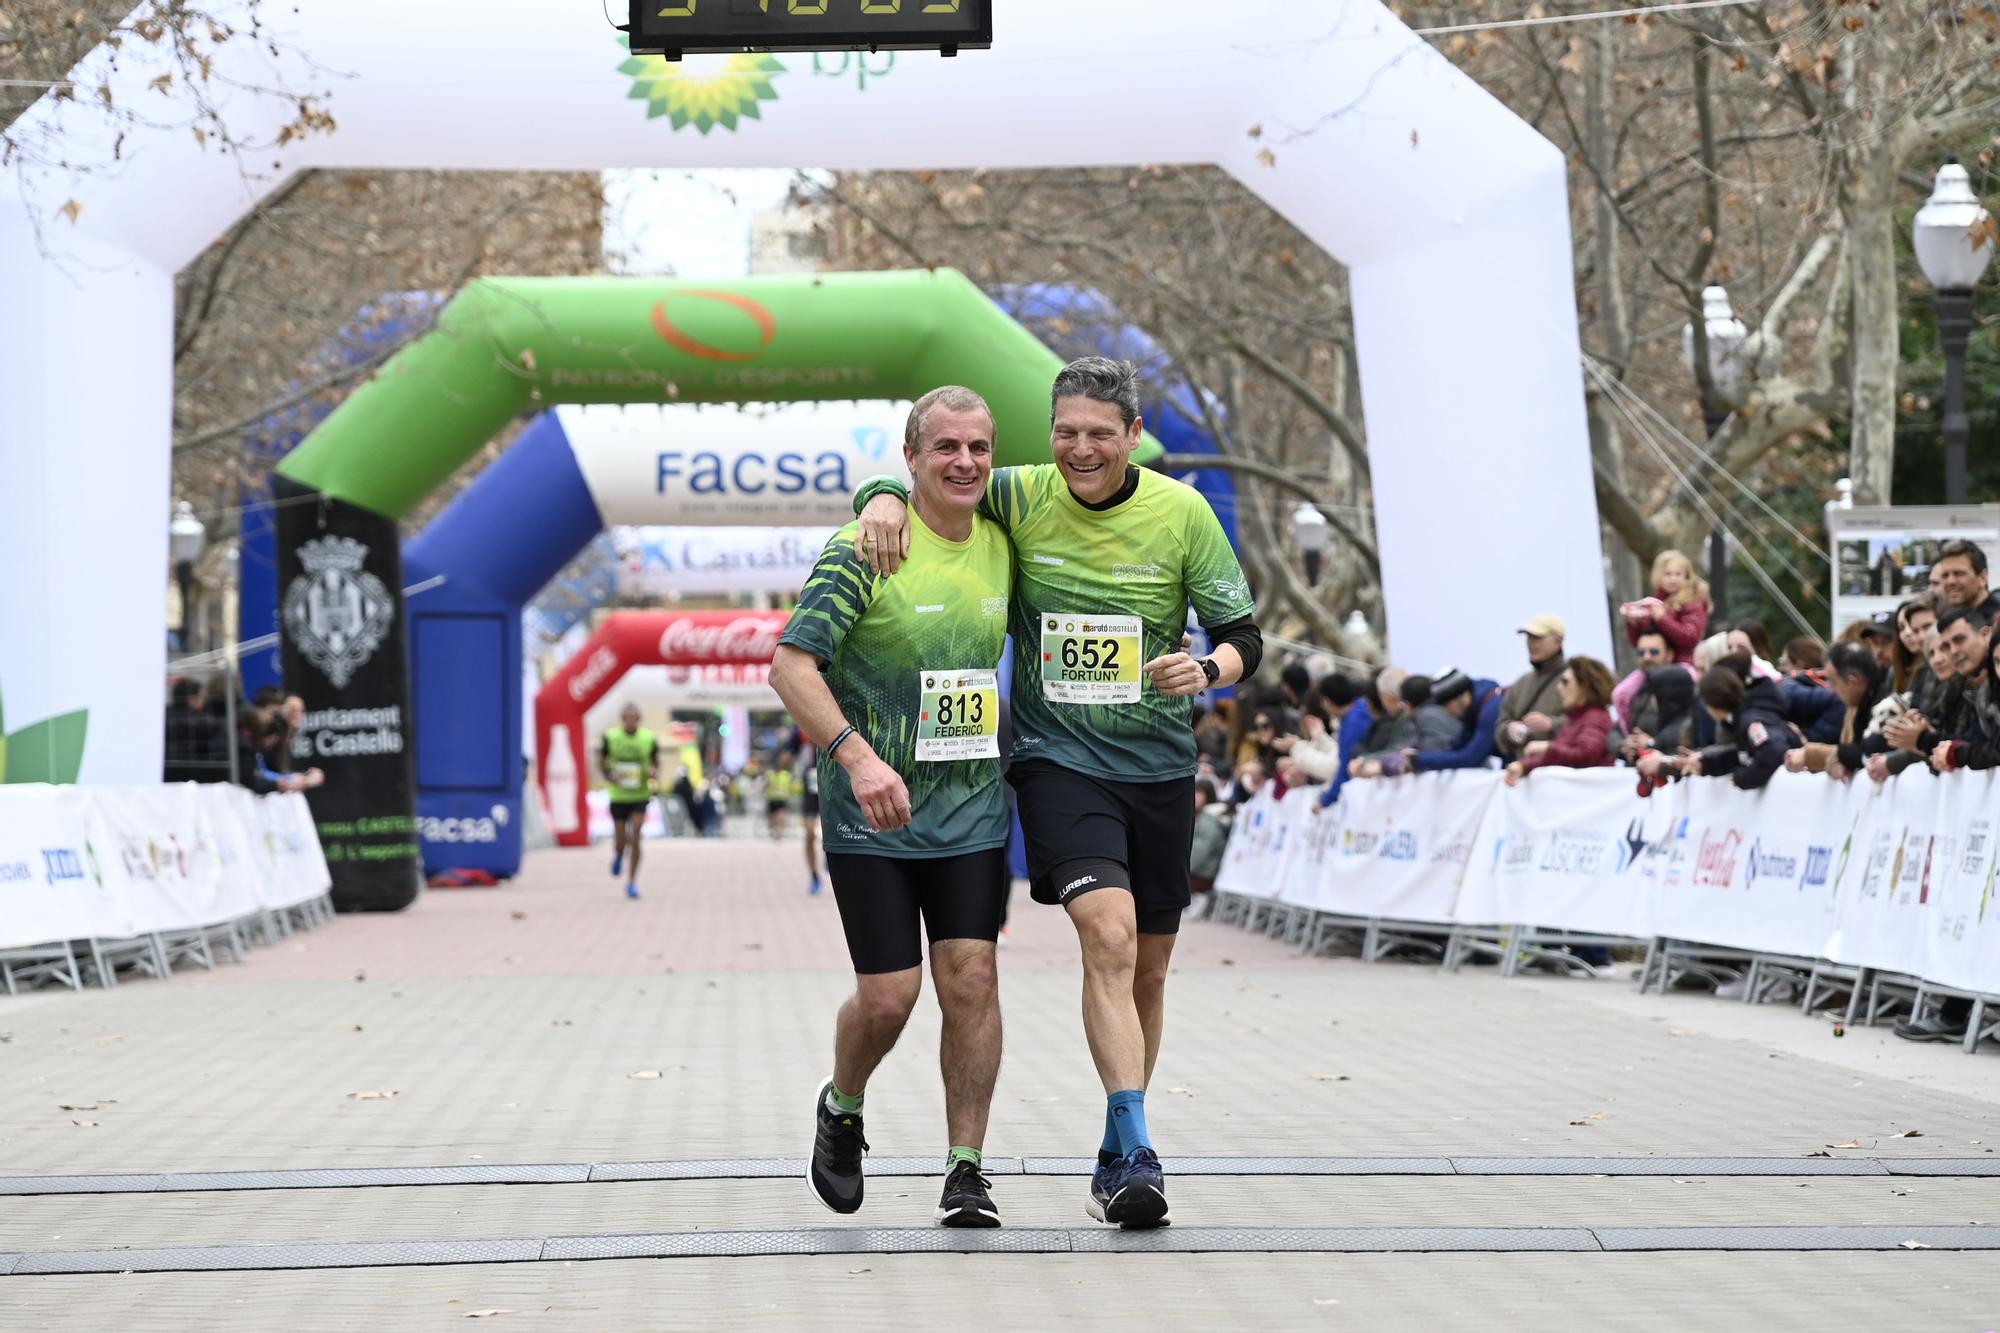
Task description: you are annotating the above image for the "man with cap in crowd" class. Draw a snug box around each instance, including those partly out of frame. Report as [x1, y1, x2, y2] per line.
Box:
[1496, 614, 1568, 759]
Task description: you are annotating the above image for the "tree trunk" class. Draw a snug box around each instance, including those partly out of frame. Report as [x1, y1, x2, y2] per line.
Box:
[1838, 38, 1901, 506]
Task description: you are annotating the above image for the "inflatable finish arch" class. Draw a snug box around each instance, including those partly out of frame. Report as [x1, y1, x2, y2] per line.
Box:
[402, 400, 908, 880]
[1, 0, 1607, 809]
[534, 611, 792, 846]
[275, 268, 1154, 907]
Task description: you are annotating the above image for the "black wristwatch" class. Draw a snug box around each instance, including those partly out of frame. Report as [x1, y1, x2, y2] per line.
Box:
[1198, 657, 1222, 688]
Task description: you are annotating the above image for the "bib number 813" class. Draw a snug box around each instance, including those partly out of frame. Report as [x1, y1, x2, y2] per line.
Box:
[934, 691, 986, 728]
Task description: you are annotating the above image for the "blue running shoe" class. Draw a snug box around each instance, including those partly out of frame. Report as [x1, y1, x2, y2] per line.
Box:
[808, 874, 822, 895]
[624, 881, 640, 899]
[611, 852, 623, 878]
[1088, 1148, 1169, 1229]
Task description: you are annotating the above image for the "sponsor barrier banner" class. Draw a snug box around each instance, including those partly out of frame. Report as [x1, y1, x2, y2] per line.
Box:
[1455, 768, 1653, 937]
[0, 785, 332, 948]
[1210, 767, 2000, 996]
[0, 785, 132, 948]
[1318, 770, 1488, 923]
[1640, 772, 1857, 961]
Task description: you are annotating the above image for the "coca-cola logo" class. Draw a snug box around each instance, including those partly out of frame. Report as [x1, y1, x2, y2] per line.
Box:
[568, 646, 621, 702]
[658, 616, 784, 665]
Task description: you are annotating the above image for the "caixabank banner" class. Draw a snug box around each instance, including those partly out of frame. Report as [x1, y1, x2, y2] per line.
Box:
[275, 476, 420, 911]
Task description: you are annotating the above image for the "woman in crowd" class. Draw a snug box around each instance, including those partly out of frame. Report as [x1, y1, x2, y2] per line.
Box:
[1888, 598, 1939, 695]
[1621, 549, 1711, 664]
[1677, 654, 1799, 790]
[1788, 643, 1889, 780]
[1503, 657, 1615, 786]
[1727, 619, 1777, 666]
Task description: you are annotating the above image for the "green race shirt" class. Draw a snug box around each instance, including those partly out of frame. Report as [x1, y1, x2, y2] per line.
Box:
[601, 727, 657, 802]
[983, 464, 1255, 781]
[779, 510, 1012, 858]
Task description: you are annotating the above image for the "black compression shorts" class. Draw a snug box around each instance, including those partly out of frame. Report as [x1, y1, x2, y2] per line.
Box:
[1010, 760, 1195, 935]
[609, 799, 651, 823]
[824, 847, 1008, 974]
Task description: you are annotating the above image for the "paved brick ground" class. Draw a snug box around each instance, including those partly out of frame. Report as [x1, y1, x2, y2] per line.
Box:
[1, 837, 1996, 1328]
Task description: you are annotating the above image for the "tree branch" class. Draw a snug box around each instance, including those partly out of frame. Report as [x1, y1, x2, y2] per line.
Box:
[1160, 451, 1379, 577]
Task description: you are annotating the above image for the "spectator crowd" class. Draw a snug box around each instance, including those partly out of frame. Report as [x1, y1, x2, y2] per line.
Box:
[1188, 540, 2000, 1041]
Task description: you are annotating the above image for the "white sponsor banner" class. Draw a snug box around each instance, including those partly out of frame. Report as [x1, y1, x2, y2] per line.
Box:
[0, 785, 333, 947]
[1455, 768, 1653, 937]
[1317, 771, 1491, 923]
[1824, 767, 1951, 979]
[1643, 772, 1858, 960]
[562, 403, 911, 527]
[0, 785, 133, 948]
[1922, 769, 2000, 994]
[611, 525, 837, 596]
[1213, 787, 1289, 902]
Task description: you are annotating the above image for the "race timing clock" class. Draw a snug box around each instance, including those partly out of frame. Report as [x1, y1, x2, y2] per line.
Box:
[627, 0, 993, 60]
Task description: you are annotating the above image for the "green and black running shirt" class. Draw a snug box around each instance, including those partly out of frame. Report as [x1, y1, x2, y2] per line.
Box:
[779, 510, 1012, 859]
[984, 464, 1255, 782]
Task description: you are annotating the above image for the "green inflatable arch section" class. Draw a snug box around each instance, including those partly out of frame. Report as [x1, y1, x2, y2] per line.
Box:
[278, 268, 1162, 513]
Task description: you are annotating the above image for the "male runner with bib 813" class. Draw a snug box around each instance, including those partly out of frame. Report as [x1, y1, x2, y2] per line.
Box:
[770, 386, 1014, 1228]
[854, 357, 1262, 1229]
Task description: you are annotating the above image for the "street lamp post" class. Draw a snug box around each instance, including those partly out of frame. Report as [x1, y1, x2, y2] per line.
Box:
[1291, 502, 1330, 587]
[1913, 160, 1994, 507]
[1682, 284, 1752, 621]
[169, 500, 207, 656]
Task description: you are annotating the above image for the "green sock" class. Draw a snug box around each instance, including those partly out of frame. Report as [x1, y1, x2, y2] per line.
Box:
[828, 1082, 864, 1114]
[946, 1146, 982, 1169]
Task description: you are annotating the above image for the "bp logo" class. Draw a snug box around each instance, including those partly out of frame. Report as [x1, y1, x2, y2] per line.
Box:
[284, 536, 393, 690]
[617, 41, 785, 132]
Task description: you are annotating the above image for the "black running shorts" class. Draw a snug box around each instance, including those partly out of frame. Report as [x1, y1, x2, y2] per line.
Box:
[609, 799, 650, 823]
[825, 846, 1008, 974]
[1010, 760, 1195, 935]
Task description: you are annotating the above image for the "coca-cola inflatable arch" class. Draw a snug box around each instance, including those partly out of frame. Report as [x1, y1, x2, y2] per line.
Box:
[535, 611, 789, 847]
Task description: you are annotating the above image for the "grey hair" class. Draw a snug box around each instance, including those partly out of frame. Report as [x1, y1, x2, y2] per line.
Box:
[904, 385, 994, 451]
[1050, 356, 1141, 430]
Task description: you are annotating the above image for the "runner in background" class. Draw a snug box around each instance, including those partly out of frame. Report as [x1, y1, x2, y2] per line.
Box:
[794, 734, 825, 894]
[600, 702, 658, 899]
[766, 762, 795, 839]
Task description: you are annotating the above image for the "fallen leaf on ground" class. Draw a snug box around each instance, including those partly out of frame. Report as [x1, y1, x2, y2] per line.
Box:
[352, 1025, 363, 1033]
[71, 1119, 99, 1127]
[1313, 1074, 1351, 1082]
[629, 1070, 663, 1080]
[1312, 1298, 1340, 1306]
[510, 911, 526, 921]
[1892, 1130, 1923, 1138]
[1167, 1087, 1197, 1096]
[349, 1090, 399, 1101]
[1667, 1028, 1691, 1037]
[1827, 1140, 1862, 1149]
[58, 1104, 98, 1112]
[463, 1311, 514, 1319]
[848, 1268, 871, 1275]
[1899, 1240, 1930, 1250]
[1804, 1150, 1832, 1158]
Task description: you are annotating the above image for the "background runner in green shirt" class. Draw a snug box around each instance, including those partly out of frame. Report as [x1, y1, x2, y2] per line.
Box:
[770, 386, 1014, 1231]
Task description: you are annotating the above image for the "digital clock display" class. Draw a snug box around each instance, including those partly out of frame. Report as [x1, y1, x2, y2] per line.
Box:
[629, 0, 993, 58]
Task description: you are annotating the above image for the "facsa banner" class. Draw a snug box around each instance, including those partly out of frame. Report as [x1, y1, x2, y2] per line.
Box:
[562, 403, 911, 528]
[1316, 768, 1488, 923]
[611, 525, 837, 596]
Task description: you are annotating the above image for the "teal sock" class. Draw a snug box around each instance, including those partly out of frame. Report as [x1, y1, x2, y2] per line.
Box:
[947, 1146, 981, 1169]
[1108, 1089, 1151, 1157]
[828, 1082, 864, 1114]
[1100, 1105, 1120, 1157]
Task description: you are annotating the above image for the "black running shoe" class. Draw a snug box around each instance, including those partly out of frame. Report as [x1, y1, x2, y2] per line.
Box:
[807, 1077, 867, 1214]
[935, 1158, 1001, 1228]
[1089, 1147, 1170, 1229]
